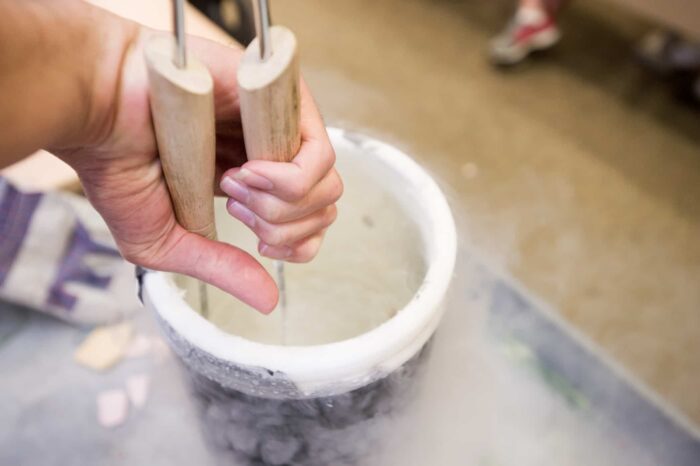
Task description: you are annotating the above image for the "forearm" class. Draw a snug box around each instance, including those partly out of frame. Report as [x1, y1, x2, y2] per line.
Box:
[0, 0, 137, 167]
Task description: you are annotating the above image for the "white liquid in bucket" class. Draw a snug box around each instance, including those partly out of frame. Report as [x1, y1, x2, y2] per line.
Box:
[177, 154, 427, 346]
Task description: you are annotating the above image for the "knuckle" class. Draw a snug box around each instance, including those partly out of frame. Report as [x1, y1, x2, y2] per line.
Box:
[288, 179, 310, 201]
[329, 172, 344, 202]
[324, 145, 337, 168]
[256, 199, 285, 223]
[292, 237, 323, 263]
[259, 226, 285, 247]
[292, 250, 315, 263]
[254, 221, 273, 244]
[323, 205, 338, 226]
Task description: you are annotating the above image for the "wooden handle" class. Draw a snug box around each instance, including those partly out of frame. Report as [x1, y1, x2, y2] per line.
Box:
[145, 35, 217, 240]
[237, 26, 301, 163]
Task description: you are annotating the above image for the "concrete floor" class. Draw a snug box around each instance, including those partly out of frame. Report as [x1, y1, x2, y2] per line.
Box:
[270, 0, 700, 426]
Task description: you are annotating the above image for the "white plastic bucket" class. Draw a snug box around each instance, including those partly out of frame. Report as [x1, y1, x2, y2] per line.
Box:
[140, 128, 457, 464]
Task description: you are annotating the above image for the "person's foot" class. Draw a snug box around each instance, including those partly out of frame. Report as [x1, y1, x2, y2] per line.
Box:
[636, 29, 700, 74]
[490, 7, 561, 66]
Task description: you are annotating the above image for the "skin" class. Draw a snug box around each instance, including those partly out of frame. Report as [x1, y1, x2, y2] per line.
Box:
[0, 0, 342, 313]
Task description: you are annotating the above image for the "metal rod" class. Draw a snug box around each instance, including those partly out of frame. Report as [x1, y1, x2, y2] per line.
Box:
[172, 0, 187, 68]
[198, 281, 209, 319]
[275, 260, 287, 309]
[275, 260, 288, 344]
[252, 0, 272, 61]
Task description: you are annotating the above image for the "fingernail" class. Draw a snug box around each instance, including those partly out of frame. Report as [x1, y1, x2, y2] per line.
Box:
[221, 177, 250, 203]
[234, 168, 274, 191]
[227, 200, 256, 228]
[260, 243, 293, 259]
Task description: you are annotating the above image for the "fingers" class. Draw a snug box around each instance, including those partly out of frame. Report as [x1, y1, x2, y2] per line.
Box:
[259, 230, 327, 263]
[239, 137, 336, 202]
[193, 43, 341, 261]
[221, 168, 343, 224]
[217, 119, 341, 261]
[220, 168, 339, 262]
[227, 199, 337, 248]
[135, 226, 278, 313]
[228, 82, 335, 202]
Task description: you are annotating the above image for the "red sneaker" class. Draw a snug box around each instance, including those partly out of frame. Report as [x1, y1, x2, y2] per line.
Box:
[490, 9, 561, 65]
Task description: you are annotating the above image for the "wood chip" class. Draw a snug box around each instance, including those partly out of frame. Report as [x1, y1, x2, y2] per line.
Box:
[74, 322, 133, 371]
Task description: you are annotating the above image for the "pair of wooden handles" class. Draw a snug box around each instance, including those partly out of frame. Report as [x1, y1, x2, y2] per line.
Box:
[144, 26, 300, 241]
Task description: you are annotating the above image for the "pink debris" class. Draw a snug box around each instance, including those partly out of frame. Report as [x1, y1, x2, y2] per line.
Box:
[126, 374, 151, 409]
[97, 389, 129, 428]
[124, 335, 152, 359]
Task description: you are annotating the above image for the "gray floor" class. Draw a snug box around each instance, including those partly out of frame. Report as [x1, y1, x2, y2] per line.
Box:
[3, 249, 698, 465]
[268, 0, 700, 425]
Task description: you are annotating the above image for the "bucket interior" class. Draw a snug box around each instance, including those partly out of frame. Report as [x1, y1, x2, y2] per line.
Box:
[173, 137, 428, 346]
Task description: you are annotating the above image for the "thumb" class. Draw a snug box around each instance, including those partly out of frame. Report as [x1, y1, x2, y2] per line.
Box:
[150, 228, 278, 313]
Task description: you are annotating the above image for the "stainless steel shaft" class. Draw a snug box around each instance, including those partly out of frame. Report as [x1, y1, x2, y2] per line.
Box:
[172, 0, 187, 68]
[252, 0, 272, 61]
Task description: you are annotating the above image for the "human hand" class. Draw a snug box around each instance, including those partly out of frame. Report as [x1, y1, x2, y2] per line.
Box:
[55, 22, 340, 313]
[218, 86, 342, 263]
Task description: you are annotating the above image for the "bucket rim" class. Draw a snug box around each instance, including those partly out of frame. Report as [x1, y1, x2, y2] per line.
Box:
[142, 127, 457, 395]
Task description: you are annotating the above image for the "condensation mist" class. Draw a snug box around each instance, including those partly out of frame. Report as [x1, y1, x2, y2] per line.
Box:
[177, 144, 657, 465]
[368, 169, 655, 466]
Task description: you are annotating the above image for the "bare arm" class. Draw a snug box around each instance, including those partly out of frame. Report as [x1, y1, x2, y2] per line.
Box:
[0, 0, 136, 165]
